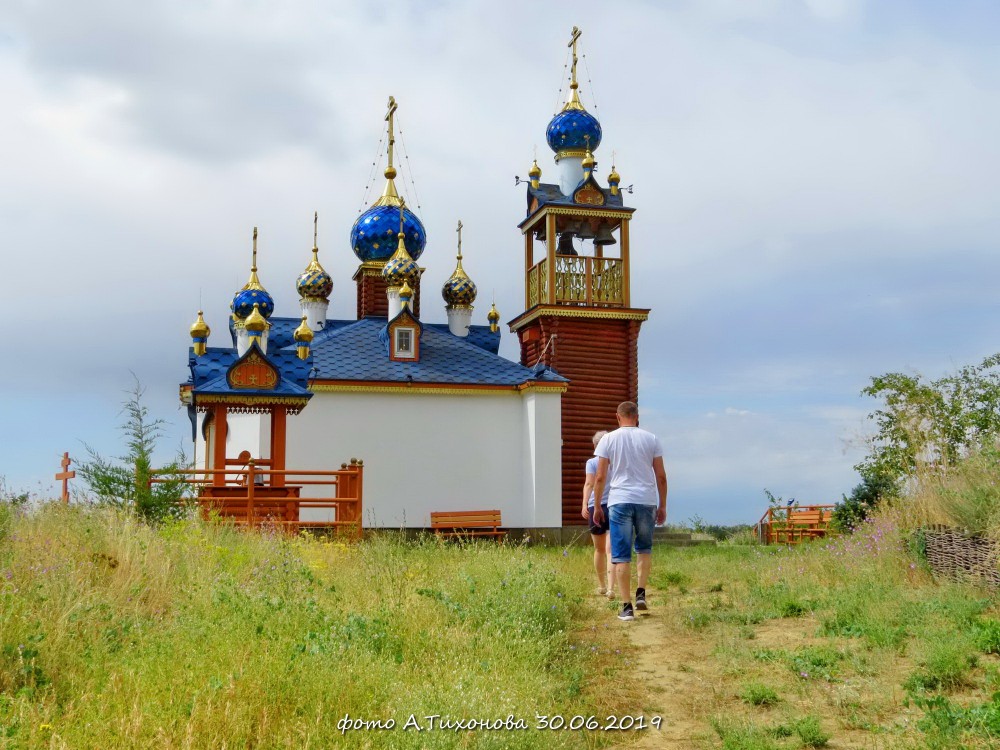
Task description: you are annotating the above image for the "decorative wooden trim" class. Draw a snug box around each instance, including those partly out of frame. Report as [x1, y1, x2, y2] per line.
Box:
[309, 381, 566, 395]
[509, 305, 650, 331]
[519, 205, 635, 233]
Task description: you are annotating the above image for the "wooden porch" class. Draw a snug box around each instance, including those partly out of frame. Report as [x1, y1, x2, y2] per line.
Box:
[151, 457, 363, 538]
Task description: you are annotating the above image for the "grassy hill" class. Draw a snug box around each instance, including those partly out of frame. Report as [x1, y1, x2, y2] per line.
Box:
[0, 505, 641, 749]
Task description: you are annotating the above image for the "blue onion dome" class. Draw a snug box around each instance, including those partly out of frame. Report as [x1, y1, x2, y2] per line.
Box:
[232, 228, 274, 320]
[351, 167, 426, 264]
[352, 203, 426, 263]
[382, 231, 421, 288]
[442, 252, 477, 308]
[232, 275, 274, 320]
[297, 247, 333, 301]
[546, 107, 602, 158]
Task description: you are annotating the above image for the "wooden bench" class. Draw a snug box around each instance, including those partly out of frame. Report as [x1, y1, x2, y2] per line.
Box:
[773, 508, 831, 545]
[430, 510, 506, 538]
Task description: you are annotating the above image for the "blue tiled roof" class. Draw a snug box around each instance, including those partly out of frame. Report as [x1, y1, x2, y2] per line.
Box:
[279, 316, 565, 386]
[523, 179, 631, 222]
[187, 345, 312, 396]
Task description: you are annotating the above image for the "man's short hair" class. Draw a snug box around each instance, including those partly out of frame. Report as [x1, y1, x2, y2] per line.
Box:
[617, 402, 639, 420]
[592, 430, 609, 447]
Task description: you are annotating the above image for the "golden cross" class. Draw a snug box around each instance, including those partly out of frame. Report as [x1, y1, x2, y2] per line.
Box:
[398, 197, 406, 235]
[313, 211, 318, 249]
[55, 451, 75, 503]
[568, 26, 582, 89]
[456, 219, 463, 259]
[251, 226, 258, 271]
[385, 95, 398, 170]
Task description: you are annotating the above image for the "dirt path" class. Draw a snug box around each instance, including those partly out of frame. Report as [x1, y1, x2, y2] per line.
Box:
[610, 595, 715, 750]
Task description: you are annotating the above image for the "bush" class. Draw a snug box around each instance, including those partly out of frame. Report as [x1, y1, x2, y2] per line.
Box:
[833, 472, 898, 532]
[75, 379, 191, 523]
[793, 715, 830, 747]
[739, 682, 779, 706]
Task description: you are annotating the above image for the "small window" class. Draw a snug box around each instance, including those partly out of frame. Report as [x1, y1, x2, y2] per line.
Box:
[394, 327, 415, 358]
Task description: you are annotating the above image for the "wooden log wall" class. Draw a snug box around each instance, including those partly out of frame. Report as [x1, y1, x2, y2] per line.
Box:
[519, 315, 643, 526]
[355, 273, 422, 319]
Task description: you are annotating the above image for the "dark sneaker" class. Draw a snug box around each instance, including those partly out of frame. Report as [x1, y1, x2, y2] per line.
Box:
[635, 588, 648, 611]
[618, 602, 635, 621]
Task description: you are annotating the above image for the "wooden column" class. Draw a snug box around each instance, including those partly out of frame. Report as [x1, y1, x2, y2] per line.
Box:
[546, 213, 556, 304]
[621, 218, 631, 308]
[211, 405, 228, 487]
[270, 407, 287, 488]
[524, 229, 533, 310]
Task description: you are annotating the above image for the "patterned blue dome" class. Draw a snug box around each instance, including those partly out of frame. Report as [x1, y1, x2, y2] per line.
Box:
[546, 108, 602, 156]
[232, 287, 274, 320]
[351, 205, 427, 263]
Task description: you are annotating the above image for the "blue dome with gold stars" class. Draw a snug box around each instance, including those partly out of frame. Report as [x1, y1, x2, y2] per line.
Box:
[546, 108, 602, 156]
[232, 287, 274, 320]
[351, 205, 426, 263]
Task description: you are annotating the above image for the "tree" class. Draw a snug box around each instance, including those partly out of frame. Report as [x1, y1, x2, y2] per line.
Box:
[76, 379, 191, 523]
[858, 353, 1000, 485]
[832, 472, 898, 531]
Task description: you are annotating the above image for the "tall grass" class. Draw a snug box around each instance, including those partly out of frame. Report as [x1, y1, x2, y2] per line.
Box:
[907, 447, 1000, 537]
[0, 504, 632, 749]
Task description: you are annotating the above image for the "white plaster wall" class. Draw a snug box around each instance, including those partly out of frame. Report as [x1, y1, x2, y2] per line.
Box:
[285, 390, 563, 528]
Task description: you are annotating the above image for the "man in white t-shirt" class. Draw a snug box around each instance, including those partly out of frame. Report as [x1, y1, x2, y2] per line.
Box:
[592, 401, 668, 621]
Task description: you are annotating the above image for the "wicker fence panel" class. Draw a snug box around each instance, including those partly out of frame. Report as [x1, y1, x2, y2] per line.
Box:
[923, 525, 1000, 588]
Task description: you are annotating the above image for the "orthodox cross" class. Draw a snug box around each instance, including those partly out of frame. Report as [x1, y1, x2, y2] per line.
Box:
[568, 26, 582, 89]
[313, 211, 318, 249]
[251, 226, 258, 271]
[55, 452, 75, 503]
[456, 219, 463, 259]
[398, 197, 406, 235]
[385, 96, 398, 171]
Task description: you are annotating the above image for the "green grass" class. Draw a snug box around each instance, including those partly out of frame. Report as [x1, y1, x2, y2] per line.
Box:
[739, 682, 779, 706]
[0, 504, 637, 749]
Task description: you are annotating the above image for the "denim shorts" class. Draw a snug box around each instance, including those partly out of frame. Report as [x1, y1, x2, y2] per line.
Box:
[609, 503, 656, 563]
[588, 504, 610, 536]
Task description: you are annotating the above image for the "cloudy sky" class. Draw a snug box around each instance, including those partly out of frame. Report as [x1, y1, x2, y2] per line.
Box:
[1, 0, 998, 523]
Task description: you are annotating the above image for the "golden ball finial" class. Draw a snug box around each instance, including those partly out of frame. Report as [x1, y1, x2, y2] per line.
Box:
[190, 310, 210, 339]
[400, 281, 413, 299]
[384, 166, 397, 180]
[582, 148, 595, 171]
[293, 315, 314, 344]
[245, 303, 268, 333]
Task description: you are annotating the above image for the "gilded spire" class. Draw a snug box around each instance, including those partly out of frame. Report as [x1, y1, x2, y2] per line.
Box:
[563, 26, 585, 112]
[382, 198, 420, 288]
[487, 299, 500, 333]
[443, 219, 477, 309]
[373, 95, 403, 207]
[190, 310, 210, 356]
[297, 211, 333, 301]
[242, 226, 266, 292]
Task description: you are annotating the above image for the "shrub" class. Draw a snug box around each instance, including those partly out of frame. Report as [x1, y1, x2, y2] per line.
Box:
[739, 681, 779, 706]
[793, 715, 830, 747]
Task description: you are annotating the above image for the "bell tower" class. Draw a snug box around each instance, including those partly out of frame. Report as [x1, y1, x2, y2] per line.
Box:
[509, 27, 649, 526]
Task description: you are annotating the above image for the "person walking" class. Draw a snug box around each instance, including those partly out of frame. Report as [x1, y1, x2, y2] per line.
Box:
[592, 402, 668, 621]
[581, 430, 615, 598]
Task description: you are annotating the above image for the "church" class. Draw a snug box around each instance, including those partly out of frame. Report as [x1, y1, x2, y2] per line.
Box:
[179, 28, 649, 533]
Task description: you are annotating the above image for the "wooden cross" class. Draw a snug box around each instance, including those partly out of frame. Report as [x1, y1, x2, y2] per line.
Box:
[568, 26, 582, 87]
[385, 95, 398, 170]
[456, 219, 463, 259]
[55, 452, 75, 503]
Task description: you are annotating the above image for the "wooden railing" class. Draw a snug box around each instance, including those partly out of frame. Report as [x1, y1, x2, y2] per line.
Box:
[150, 459, 363, 538]
[753, 504, 836, 545]
[527, 256, 624, 307]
